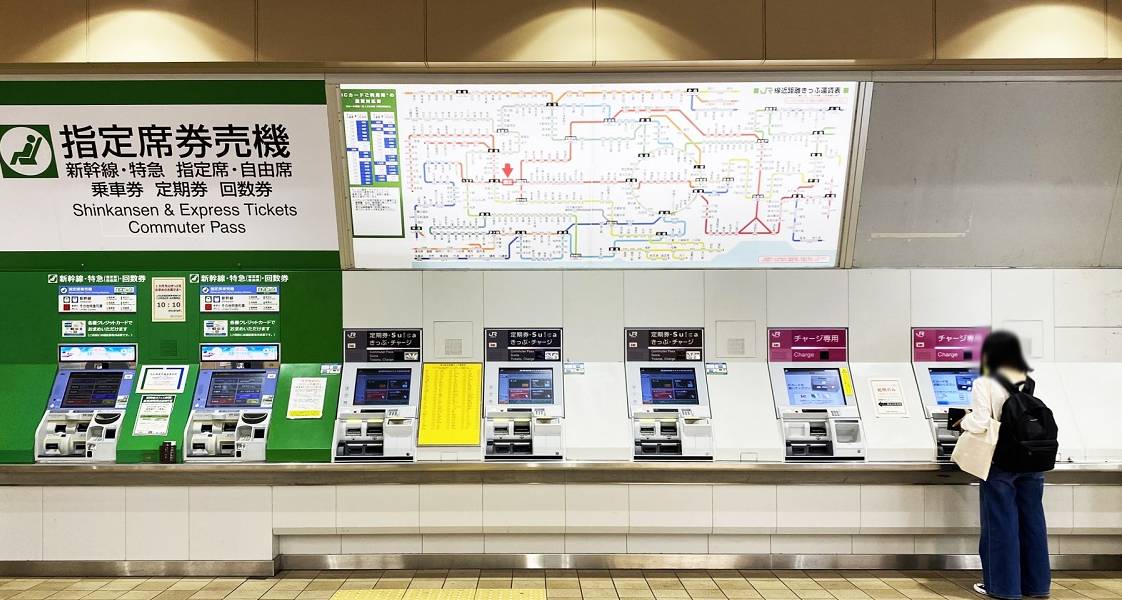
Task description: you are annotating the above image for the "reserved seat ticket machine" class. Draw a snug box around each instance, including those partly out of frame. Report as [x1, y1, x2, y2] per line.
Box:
[184, 343, 279, 462]
[334, 328, 422, 462]
[912, 327, 987, 460]
[36, 344, 137, 462]
[483, 328, 564, 460]
[625, 328, 713, 460]
[767, 328, 865, 460]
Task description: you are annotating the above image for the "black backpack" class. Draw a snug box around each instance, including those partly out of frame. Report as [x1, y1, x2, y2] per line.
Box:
[992, 375, 1059, 473]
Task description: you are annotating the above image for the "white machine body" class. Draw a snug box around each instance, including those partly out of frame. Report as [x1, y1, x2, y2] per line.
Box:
[914, 362, 979, 459]
[626, 361, 713, 459]
[183, 344, 279, 463]
[35, 344, 136, 463]
[333, 328, 422, 462]
[769, 362, 865, 460]
[483, 328, 564, 460]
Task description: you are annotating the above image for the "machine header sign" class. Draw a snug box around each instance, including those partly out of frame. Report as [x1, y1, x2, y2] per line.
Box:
[0, 80, 338, 253]
[344, 328, 422, 363]
[200, 285, 279, 313]
[912, 327, 989, 362]
[485, 328, 562, 362]
[626, 328, 704, 362]
[768, 328, 847, 362]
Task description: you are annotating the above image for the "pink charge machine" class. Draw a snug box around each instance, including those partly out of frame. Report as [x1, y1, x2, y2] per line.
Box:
[911, 327, 988, 461]
[767, 328, 864, 461]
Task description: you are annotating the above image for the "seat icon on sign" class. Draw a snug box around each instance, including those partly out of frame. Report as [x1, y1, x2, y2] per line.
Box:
[0, 125, 58, 179]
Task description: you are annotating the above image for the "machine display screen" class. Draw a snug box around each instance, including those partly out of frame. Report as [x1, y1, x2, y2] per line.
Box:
[497, 368, 554, 404]
[783, 368, 846, 407]
[930, 368, 978, 407]
[354, 368, 413, 406]
[205, 371, 266, 408]
[61, 371, 123, 408]
[639, 367, 700, 405]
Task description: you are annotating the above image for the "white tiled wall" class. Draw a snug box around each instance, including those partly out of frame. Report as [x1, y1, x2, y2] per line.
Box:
[43, 487, 126, 560]
[776, 485, 860, 534]
[0, 486, 42, 560]
[125, 486, 189, 560]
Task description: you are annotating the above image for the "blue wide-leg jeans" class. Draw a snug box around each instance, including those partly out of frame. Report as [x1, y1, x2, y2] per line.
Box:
[979, 465, 1051, 599]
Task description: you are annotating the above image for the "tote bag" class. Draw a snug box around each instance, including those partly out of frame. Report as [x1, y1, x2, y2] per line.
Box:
[951, 384, 1002, 480]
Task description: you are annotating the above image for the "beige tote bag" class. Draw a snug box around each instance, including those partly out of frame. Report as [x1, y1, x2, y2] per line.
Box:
[951, 387, 1001, 480]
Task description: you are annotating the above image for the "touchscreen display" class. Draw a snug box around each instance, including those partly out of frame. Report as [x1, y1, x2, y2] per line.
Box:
[61, 371, 124, 408]
[354, 368, 413, 406]
[783, 368, 846, 407]
[639, 367, 700, 405]
[498, 368, 554, 405]
[205, 370, 265, 408]
[930, 368, 978, 407]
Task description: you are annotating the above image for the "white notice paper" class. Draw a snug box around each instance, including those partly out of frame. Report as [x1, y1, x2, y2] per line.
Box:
[137, 365, 189, 393]
[133, 395, 175, 436]
[870, 378, 908, 417]
[287, 377, 327, 419]
[151, 277, 186, 322]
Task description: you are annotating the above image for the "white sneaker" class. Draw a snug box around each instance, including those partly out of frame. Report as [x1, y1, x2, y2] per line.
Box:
[974, 584, 989, 596]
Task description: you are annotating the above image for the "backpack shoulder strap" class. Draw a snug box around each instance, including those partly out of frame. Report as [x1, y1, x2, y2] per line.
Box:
[1021, 376, 1036, 396]
[992, 373, 1022, 396]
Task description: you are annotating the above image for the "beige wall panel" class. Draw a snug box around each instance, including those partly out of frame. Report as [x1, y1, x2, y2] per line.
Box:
[88, 0, 255, 62]
[427, 0, 594, 65]
[0, 0, 87, 63]
[258, 0, 424, 63]
[765, 0, 933, 63]
[935, 0, 1106, 61]
[596, 0, 763, 63]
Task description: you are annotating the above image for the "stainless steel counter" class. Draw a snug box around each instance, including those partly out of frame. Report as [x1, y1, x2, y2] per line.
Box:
[1, 460, 1118, 486]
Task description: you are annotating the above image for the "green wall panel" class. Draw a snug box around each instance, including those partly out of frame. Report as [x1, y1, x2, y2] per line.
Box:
[267, 364, 342, 463]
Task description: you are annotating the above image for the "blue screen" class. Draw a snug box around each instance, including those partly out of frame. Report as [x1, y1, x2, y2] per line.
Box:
[498, 368, 553, 405]
[354, 368, 413, 406]
[205, 370, 265, 408]
[639, 367, 699, 405]
[930, 368, 978, 407]
[783, 368, 846, 407]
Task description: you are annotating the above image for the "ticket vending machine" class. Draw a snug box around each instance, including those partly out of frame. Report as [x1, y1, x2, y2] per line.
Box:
[483, 328, 564, 460]
[912, 327, 987, 460]
[183, 343, 279, 462]
[35, 344, 137, 462]
[767, 328, 865, 460]
[625, 328, 713, 460]
[333, 328, 422, 462]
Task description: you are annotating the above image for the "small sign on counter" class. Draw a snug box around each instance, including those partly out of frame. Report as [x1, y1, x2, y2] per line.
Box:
[133, 395, 175, 436]
[870, 378, 908, 417]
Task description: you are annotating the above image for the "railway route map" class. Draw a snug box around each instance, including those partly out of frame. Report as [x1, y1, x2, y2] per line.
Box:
[341, 82, 858, 269]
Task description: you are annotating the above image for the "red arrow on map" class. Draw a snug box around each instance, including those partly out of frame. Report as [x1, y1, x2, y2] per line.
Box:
[502, 163, 513, 177]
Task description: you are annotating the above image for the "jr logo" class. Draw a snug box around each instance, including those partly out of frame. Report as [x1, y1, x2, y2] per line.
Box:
[0, 125, 58, 178]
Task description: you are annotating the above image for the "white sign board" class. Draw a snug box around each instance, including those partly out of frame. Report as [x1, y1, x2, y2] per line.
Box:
[341, 82, 857, 269]
[200, 285, 280, 313]
[137, 365, 189, 394]
[133, 395, 175, 436]
[0, 80, 338, 252]
[870, 378, 908, 418]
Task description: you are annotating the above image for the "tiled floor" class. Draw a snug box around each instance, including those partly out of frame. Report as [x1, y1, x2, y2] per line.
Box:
[1, 571, 1120, 600]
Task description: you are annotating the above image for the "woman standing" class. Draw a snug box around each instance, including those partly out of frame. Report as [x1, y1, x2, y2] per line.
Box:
[956, 331, 1051, 600]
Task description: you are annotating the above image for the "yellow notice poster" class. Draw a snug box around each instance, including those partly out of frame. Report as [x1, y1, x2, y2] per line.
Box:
[417, 362, 483, 446]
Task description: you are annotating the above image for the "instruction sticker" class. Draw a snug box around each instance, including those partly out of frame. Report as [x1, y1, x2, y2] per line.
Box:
[133, 395, 175, 437]
[870, 378, 908, 417]
[203, 319, 228, 337]
[286, 377, 327, 419]
[61, 320, 86, 337]
[58, 285, 137, 313]
[839, 367, 855, 396]
[151, 277, 186, 322]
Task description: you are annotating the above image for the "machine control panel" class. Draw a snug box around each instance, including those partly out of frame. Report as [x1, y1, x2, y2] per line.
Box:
[36, 344, 138, 463]
[335, 329, 423, 462]
[483, 328, 564, 460]
[768, 328, 864, 460]
[625, 327, 712, 460]
[184, 343, 280, 462]
[912, 326, 988, 459]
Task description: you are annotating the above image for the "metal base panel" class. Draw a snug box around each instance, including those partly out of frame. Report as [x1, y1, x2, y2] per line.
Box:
[280, 553, 1122, 571]
[0, 559, 278, 577]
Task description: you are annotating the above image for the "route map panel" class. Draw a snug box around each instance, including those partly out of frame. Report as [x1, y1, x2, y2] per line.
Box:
[341, 82, 858, 269]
